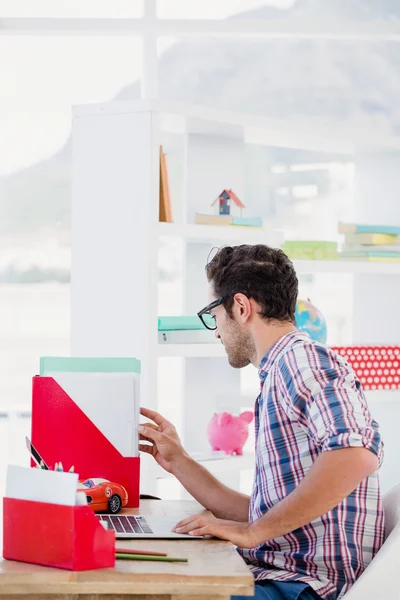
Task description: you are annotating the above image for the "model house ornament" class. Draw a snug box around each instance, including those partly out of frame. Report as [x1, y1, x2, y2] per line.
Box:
[211, 189, 245, 217]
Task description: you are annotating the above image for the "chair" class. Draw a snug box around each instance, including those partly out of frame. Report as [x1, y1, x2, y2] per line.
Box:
[343, 482, 400, 599]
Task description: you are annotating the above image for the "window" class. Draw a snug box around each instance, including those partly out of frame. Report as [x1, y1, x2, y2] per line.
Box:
[0, 34, 142, 494]
[0, 0, 143, 18]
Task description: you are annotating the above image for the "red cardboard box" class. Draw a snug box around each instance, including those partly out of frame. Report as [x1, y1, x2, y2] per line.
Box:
[3, 497, 115, 570]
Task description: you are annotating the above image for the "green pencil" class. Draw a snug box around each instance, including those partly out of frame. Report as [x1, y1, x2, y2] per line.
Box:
[116, 553, 188, 563]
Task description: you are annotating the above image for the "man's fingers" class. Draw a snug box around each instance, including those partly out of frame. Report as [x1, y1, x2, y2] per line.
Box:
[174, 520, 204, 535]
[140, 407, 168, 427]
[138, 424, 164, 442]
[139, 422, 158, 435]
[174, 514, 201, 531]
[188, 527, 208, 537]
[175, 514, 198, 527]
[139, 443, 154, 455]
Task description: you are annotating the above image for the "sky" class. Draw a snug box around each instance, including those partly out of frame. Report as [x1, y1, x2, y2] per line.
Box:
[0, 0, 294, 175]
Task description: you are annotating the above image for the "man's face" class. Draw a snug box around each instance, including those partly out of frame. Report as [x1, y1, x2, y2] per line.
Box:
[209, 288, 255, 369]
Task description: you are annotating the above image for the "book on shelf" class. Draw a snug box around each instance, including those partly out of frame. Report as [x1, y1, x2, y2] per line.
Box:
[339, 252, 400, 262]
[343, 232, 398, 246]
[158, 315, 218, 344]
[158, 330, 219, 344]
[282, 241, 338, 261]
[194, 213, 263, 228]
[159, 145, 173, 223]
[339, 257, 400, 262]
[158, 316, 205, 331]
[338, 222, 400, 236]
[340, 244, 400, 254]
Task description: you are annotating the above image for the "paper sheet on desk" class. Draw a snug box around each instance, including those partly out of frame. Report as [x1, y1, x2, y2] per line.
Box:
[6, 465, 79, 506]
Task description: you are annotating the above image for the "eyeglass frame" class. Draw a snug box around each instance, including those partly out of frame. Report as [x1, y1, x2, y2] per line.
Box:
[197, 296, 228, 330]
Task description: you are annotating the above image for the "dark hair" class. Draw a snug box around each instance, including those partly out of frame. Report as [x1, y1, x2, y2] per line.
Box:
[205, 244, 298, 323]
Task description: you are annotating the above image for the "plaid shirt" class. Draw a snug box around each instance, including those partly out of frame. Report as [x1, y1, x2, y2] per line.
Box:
[238, 331, 384, 600]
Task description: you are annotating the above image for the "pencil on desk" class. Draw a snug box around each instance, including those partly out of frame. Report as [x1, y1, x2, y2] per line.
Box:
[116, 547, 167, 557]
[116, 553, 188, 563]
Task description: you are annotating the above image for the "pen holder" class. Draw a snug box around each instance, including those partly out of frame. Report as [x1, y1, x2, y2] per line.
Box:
[3, 497, 115, 570]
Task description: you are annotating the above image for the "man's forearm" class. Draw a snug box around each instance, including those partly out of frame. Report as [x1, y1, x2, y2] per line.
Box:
[249, 447, 379, 546]
[172, 453, 250, 521]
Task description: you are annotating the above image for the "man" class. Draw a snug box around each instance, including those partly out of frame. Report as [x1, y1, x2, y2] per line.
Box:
[139, 244, 384, 600]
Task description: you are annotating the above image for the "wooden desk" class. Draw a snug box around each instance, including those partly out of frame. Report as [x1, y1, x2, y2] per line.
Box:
[0, 500, 254, 600]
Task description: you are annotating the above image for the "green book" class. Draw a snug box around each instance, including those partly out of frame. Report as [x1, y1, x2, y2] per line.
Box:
[40, 356, 141, 376]
[282, 241, 338, 260]
[283, 241, 337, 248]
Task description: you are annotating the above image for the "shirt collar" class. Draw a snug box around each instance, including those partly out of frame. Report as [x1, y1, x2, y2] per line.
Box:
[258, 330, 310, 385]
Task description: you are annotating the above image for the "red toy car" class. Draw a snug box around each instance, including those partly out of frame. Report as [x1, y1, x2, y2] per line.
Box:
[77, 478, 128, 514]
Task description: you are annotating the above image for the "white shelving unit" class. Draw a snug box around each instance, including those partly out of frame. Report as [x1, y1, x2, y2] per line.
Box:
[158, 222, 284, 247]
[293, 260, 400, 276]
[154, 452, 255, 480]
[71, 99, 400, 497]
[158, 344, 225, 358]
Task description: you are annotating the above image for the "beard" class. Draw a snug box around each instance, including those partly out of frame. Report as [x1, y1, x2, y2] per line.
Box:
[222, 321, 256, 369]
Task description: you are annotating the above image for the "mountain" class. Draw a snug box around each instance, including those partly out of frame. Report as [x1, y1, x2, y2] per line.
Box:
[1, 0, 400, 243]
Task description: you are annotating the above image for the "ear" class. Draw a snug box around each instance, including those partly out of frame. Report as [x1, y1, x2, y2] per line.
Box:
[217, 412, 232, 426]
[239, 411, 253, 424]
[233, 293, 252, 323]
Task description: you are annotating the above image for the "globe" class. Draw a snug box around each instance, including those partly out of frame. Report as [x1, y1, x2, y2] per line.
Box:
[295, 299, 327, 344]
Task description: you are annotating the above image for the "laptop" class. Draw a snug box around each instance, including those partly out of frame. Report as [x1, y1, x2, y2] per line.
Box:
[97, 513, 205, 539]
[25, 437, 204, 540]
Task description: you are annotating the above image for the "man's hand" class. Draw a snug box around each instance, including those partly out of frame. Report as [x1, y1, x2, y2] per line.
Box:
[172, 514, 258, 549]
[139, 407, 188, 473]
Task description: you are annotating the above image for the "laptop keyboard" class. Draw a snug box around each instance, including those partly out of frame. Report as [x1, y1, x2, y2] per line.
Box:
[97, 514, 154, 535]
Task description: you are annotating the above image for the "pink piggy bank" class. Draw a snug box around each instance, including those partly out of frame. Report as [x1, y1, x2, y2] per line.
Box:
[207, 411, 254, 455]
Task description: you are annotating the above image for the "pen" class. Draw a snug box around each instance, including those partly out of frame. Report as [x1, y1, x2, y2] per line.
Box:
[116, 547, 167, 557]
[116, 553, 188, 563]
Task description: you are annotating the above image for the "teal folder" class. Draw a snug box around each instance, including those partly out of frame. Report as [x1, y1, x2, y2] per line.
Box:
[40, 357, 141, 376]
[158, 316, 206, 331]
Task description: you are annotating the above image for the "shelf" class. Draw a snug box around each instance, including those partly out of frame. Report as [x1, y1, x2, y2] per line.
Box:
[158, 343, 225, 358]
[155, 451, 255, 479]
[159, 222, 284, 247]
[365, 390, 400, 403]
[293, 260, 400, 275]
[0, 404, 32, 416]
[74, 99, 400, 154]
[4, 18, 400, 42]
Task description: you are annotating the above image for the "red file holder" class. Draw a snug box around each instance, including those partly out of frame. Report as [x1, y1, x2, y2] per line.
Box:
[3, 497, 116, 570]
[32, 376, 141, 507]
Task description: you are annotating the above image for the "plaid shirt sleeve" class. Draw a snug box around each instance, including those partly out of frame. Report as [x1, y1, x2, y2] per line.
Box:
[277, 342, 384, 466]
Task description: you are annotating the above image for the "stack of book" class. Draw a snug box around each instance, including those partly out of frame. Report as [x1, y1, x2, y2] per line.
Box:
[282, 240, 338, 261]
[194, 213, 263, 228]
[158, 316, 219, 344]
[338, 222, 400, 262]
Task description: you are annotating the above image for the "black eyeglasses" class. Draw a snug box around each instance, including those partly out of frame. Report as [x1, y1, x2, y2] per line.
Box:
[197, 297, 226, 330]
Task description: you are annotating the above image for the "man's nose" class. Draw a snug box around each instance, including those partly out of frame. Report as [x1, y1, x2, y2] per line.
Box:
[215, 328, 221, 340]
